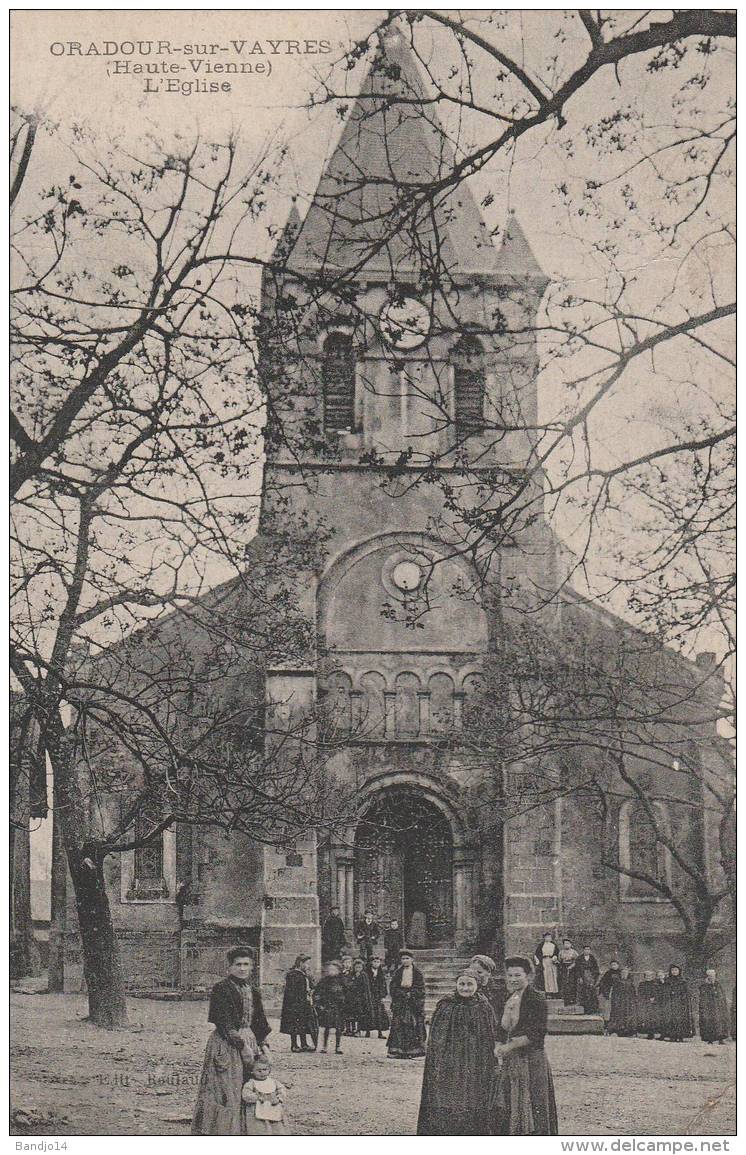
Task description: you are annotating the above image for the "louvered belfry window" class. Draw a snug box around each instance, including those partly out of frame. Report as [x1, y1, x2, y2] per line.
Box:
[453, 335, 485, 427]
[323, 331, 356, 432]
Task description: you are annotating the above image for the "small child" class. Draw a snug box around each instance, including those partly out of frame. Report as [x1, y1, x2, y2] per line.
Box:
[241, 1055, 289, 1135]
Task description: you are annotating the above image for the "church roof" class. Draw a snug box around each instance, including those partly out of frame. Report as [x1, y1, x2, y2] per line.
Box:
[288, 26, 545, 284]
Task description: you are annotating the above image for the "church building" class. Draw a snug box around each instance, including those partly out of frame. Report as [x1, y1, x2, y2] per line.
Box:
[60, 30, 725, 1003]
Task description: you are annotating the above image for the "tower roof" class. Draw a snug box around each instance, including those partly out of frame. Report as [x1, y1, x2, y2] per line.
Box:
[288, 26, 515, 282]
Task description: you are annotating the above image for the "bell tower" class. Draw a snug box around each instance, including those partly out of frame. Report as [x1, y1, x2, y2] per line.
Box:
[257, 25, 550, 995]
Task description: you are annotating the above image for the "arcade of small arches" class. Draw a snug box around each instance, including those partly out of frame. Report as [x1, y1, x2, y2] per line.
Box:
[320, 666, 485, 740]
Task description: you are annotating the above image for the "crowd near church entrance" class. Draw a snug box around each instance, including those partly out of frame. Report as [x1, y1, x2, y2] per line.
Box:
[354, 789, 454, 947]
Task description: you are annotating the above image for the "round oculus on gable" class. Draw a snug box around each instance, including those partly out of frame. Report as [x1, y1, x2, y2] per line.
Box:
[391, 560, 422, 592]
[378, 296, 431, 350]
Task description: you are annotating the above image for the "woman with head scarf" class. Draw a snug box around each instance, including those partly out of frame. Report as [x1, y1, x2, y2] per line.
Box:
[575, 946, 600, 1014]
[557, 939, 579, 1006]
[665, 964, 694, 1041]
[191, 946, 270, 1134]
[699, 968, 729, 1044]
[608, 965, 638, 1036]
[665, 960, 697, 1044]
[387, 948, 427, 1058]
[280, 954, 318, 1052]
[492, 956, 558, 1135]
[350, 956, 375, 1036]
[417, 968, 499, 1135]
[470, 953, 508, 1021]
[598, 960, 622, 1029]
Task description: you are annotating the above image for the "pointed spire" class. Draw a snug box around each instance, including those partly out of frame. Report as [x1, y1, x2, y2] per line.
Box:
[494, 211, 548, 286]
[288, 21, 502, 281]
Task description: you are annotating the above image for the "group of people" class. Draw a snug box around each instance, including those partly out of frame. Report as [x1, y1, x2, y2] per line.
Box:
[191, 932, 735, 1137]
[532, 933, 735, 1044]
[279, 952, 391, 1055]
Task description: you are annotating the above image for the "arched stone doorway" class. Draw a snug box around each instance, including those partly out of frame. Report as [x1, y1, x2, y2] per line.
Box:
[354, 788, 454, 946]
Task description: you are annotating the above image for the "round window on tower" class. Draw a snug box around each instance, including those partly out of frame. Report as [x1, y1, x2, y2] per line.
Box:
[391, 560, 422, 593]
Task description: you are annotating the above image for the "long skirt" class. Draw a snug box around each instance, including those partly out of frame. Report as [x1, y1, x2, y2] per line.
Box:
[609, 985, 638, 1036]
[493, 1048, 558, 1135]
[191, 1027, 260, 1135]
[577, 973, 599, 1015]
[388, 1001, 426, 1058]
[699, 985, 729, 1043]
[559, 963, 577, 1005]
[542, 959, 559, 995]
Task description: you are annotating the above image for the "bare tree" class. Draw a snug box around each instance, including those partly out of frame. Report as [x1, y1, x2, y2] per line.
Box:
[10, 113, 350, 1025]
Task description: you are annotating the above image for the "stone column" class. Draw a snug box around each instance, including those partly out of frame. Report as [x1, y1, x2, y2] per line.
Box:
[453, 854, 476, 946]
[418, 691, 431, 735]
[384, 691, 397, 739]
[453, 691, 465, 731]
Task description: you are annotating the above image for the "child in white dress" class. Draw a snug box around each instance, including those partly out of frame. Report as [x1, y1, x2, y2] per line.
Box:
[241, 1055, 289, 1135]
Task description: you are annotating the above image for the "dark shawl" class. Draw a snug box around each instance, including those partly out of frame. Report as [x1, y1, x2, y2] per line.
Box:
[390, 964, 426, 1010]
[699, 980, 729, 1042]
[321, 914, 346, 960]
[350, 969, 376, 1028]
[598, 967, 622, 999]
[417, 994, 499, 1135]
[280, 967, 315, 1035]
[496, 985, 549, 1049]
[636, 979, 660, 1033]
[313, 974, 346, 1028]
[609, 977, 638, 1034]
[207, 977, 270, 1047]
[664, 973, 694, 1038]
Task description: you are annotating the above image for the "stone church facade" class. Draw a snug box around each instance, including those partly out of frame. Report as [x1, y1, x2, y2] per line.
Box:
[60, 32, 726, 1003]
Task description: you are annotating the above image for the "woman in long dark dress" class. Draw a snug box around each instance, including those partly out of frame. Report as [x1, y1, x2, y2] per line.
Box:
[493, 956, 558, 1136]
[598, 960, 622, 1030]
[698, 968, 729, 1043]
[280, 954, 318, 1052]
[366, 956, 390, 1038]
[665, 964, 694, 1041]
[608, 966, 638, 1036]
[576, 947, 600, 1014]
[192, 947, 270, 1135]
[350, 957, 375, 1036]
[637, 971, 660, 1038]
[388, 949, 427, 1059]
[557, 940, 579, 1006]
[417, 970, 499, 1135]
[314, 961, 346, 1054]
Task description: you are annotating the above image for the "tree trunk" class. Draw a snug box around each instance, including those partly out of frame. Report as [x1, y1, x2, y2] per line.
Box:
[66, 847, 128, 1028]
[47, 806, 67, 992]
[10, 821, 42, 979]
[10, 757, 41, 980]
[50, 729, 128, 1028]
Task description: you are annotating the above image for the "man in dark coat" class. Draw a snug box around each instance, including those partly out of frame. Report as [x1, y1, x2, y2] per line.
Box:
[366, 956, 390, 1038]
[384, 918, 404, 972]
[321, 906, 347, 963]
[417, 970, 498, 1135]
[699, 968, 729, 1043]
[355, 909, 380, 961]
[637, 971, 660, 1038]
[280, 954, 318, 1052]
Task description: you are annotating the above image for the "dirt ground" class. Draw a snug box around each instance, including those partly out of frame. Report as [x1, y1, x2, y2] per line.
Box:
[10, 991, 735, 1136]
